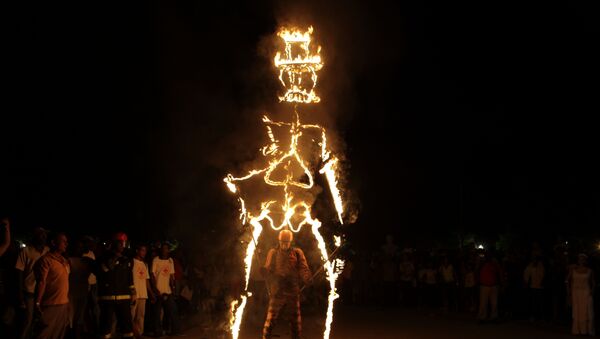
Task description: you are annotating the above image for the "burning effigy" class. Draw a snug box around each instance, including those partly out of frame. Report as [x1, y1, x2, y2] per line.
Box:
[224, 26, 346, 339]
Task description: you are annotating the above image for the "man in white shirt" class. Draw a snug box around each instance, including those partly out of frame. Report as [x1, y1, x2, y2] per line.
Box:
[151, 243, 181, 336]
[132, 244, 155, 336]
[16, 227, 49, 339]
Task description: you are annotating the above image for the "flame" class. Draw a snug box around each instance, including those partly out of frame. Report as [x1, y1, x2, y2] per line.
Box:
[274, 26, 323, 103]
[320, 157, 344, 224]
[225, 26, 346, 339]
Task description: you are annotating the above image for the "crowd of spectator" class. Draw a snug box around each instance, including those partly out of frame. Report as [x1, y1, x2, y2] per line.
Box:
[0, 218, 240, 339]
[1, 216, 598, 338]
[337, 235, 598, 336]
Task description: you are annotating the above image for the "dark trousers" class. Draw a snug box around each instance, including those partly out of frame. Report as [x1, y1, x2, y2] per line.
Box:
[263, 294, 301, 339]
[99, 300, 133, 338]
[420, 284, 438, 309]
[441, 282, 458, 312]
[399, 281, 416, 307]
[153, 294, 180, 335]
[19, 293, 35, 339]
[85, 284, 99, 334]
[69, 292, 88, 339]
[0, 294, 17, 339]
[528, 288, 544, 320]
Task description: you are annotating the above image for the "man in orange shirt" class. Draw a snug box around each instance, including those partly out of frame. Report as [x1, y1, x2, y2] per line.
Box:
[34, 232, 70, 339]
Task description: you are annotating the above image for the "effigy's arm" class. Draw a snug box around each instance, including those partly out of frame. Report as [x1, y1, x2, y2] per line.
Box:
[300, 124, 344, 224]
[223, 168, 268, 194]
[319, 157, 344, 225]
[311, 127, 344, 225]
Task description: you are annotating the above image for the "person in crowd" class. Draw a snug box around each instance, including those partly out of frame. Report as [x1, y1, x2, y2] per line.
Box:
[353, 250, 371, 306]
[0, 217, 13, 336]
[151, 243, 181, 336]
[524, 255, 545, 322]
[380, 235, 399, 306]
[549, 246, 569, 324]
[172, 249, 185, 298]
[17, 227, 49, 339]
[418, 258, 438, 312]
[261, 230, 311, 339]
[567, 253, 595, 336]
[339, 256, 354, 305]
[82, 236, 99, 334]
[439, 255, 458, 313]
[501, 250, 523, 320]
[463, 259, 477, 313]
[132, 244, 155, 337]
[398, 252, 416, 307]
[478, 251, 503, 323]
[67, 239, 92, 339]
[95, 232, 135, 339]
[33, 232, 70, 339]
[0, 217, 10, 257]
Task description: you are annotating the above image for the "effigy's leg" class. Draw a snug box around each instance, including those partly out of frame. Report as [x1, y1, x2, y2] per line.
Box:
[230, 219, 264, 339]
[309, 219, 340, 339]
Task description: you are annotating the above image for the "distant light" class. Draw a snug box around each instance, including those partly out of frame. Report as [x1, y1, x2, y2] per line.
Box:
[477, 244, 484, 250]
[20, 243, 26, 248]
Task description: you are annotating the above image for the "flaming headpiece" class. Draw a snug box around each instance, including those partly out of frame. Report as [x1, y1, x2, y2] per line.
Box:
[274, 26, 323, 103]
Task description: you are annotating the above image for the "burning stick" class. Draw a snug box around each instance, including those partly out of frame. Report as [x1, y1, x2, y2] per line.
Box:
[300, 245, 343, 293]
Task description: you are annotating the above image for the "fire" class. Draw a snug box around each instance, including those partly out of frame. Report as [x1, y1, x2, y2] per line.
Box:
[225, 26, 346, 339]
[274, 26, 323, 104]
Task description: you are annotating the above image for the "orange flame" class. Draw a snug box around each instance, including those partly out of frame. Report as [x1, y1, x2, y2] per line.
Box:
[274, 26, 323, 103]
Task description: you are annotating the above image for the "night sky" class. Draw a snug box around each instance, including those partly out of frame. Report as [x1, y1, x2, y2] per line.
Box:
[3, 2, 599, 248]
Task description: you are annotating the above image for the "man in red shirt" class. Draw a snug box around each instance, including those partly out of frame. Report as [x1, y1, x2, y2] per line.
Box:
[478, 251, 503, 322]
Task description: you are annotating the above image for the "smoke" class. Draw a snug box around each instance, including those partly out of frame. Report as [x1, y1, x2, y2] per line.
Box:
[147, 1, 367, 314]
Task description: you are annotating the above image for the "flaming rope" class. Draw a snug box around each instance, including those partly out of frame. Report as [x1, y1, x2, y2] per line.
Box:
[225, 26, 345, 339]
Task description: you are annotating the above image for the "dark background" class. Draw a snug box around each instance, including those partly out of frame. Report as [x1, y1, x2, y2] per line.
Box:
[3, 1, 599, 248]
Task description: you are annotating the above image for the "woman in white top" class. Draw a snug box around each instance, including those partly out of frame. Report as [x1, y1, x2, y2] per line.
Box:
[566, 253, 595, 336]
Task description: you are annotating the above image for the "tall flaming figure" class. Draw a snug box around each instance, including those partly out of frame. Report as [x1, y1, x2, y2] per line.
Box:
[225, 26, 345, 339]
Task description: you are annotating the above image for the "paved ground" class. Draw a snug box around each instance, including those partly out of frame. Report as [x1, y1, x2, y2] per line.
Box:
[184, 305, 579, 339]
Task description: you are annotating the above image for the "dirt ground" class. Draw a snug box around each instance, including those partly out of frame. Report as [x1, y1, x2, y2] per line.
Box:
[184, 305, 580, 339]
